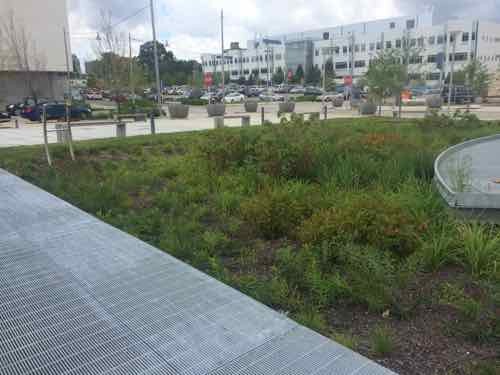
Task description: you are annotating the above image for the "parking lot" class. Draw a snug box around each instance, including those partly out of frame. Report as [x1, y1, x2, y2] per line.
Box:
[1, 101, 500, 148]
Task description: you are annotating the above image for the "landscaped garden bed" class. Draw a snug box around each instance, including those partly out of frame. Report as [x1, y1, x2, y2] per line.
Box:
[0, 116, 498, 375]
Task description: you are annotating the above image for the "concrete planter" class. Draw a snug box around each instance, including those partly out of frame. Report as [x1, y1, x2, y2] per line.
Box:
[244, 100, 258, 113]
[426, 95, 443, 109]
[359, 102, 377, 115]
[279, 102, 295, 114]
[207, 103, 226, 117]
[333, 97, 344, 107]
[167, 103, 189, 119]
[474, 97, 483, 104]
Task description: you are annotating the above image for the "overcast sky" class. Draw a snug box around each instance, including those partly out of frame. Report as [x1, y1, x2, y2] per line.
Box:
[68, 0, 500, 64]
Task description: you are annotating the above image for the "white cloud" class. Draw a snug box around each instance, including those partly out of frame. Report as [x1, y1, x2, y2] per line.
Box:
[68, 0, 498, 65]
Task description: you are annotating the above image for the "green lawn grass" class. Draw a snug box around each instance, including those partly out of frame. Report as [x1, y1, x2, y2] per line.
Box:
[1, 115, 499, 374]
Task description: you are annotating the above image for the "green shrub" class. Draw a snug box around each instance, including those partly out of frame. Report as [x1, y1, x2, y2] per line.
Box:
[240, 181, 320, 239]
[91, 110, 113, 120]
[332, 332, 359, 350]
[298, 194, 425, 256]
[419, 225, 458, 272]
[458, 223, 500, 279]
[293, 309, 328, 333]
[180, 98, 208, 106]
[370, 325, 395, 356]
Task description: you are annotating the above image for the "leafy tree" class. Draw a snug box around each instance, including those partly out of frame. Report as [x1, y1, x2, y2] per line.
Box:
[273, 67, 285, 85]
[294, 65, 304, 84]
[306, 65, 322, 85]
[363, 49, 407, 114]
[246, 74, 256, 86]
[138, 41, 171, 78]
[324, 59, 336, 92]
[72, 54, 81, 77]
[463, 60, 490, 97]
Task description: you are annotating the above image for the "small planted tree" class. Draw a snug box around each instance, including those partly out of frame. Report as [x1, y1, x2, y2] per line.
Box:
[306, 65, 322, 86]
[294, 65, 304, 84]
[463, 60, 490, 98]
[324, 59, 336, 92]
[273, 66, 285, 85]
[363, 49, 406, 115]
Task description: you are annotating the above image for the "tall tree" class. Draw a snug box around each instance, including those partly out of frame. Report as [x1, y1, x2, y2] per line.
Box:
[306, 65, 322, 85]
[294, 65, 304, 84]
[72, 54, 81, 77]
[324, 59, 336, 92]
[272, 66, 284, 85]
[362, 49, 407, 114]
[463, 60, 490, 97]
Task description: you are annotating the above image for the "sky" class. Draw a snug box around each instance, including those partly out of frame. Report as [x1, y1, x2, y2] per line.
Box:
[68, 0, 500, 65]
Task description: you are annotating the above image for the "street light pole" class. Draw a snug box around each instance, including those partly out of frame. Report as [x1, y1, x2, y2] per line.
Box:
[448, 32, 457, 112]
[221, 9, 225, 93]
[150, 0, 162, 111]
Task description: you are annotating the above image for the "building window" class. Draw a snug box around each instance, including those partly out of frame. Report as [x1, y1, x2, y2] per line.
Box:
[335, 61, 348, 70]
[437, 35, 445, 44]
[361, 44, 366, 52]
[450, 34, 455, 43]
[343, 46, 348, 54]
[355, 44, 360, 52]
[323, 32, 330, 40]
[428, 73, 440, 81]
[427, 55, 437, 63]
[428, 36, 435, 45]
[354, 60, 366, 68]
[472, 32, 476, 41]
[376, 42, 382, 50]
[370, 43, 375, 51]
[406, 19, 415, 29]
[395, 39, 402, 48]
[390, 22, 396, 29]
[243, 69, 249, 74]
[410, 38, 416, 47]
[231, 70, 238, 76]
[409, 56, 422, 64]
[386, 41, 392, 49]
[335, 47, 340, 55]
[275, 54, 282, 60]
[462, 32, 469, 42]
[315, 49, 319, 57]
[451, 53, 468, 61]
[260, 68, 268, 74]
[418, 37, 424, 47]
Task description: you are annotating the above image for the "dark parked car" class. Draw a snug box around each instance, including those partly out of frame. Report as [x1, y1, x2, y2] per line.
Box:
[7, 97, 48, 117]
[0, 111, 10, 121]
[304, 87, 324, 96]
[24, 102, 91, 122]
[442, 85, 473, 104]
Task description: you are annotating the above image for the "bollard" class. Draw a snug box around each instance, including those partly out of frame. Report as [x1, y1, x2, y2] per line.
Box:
[261, 107, 265, 125]
[15, 119, 19, 129]
[214, 116, 224, 129]
[150, 113, 156, 135]
[116, 122, 127, 137]
[241, 116, 250, 127]
[323, 106, 328, 120]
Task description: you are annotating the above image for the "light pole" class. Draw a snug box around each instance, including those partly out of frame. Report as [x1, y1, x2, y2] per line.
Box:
[448, 31, 457, 112]
[150, 0, 162, 110]
[221, 9, 225, 93]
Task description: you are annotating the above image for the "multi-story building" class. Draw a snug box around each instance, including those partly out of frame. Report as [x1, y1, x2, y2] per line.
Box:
[0, 0, 72, 103]
[201, 9, 500, 87]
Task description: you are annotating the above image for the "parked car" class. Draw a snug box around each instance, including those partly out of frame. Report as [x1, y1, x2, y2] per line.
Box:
[224, 92, 245, 104]
[290, 86, 306, 94]
[318, 93, 343, 102]
[0, 111, 10, 121]
[24, 102, 92, 122]
[86, 92, 103, 100]
[6, 102, 22, 116]
[305, 87, 324, 96]
[441, 85, 473, 104]
[259, 92, 285, 102]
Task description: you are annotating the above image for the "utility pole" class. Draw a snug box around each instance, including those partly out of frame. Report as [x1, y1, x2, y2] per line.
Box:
[150, 0, 162, 111]
[448, 32, 457, 112]
[129, 33, 136, 106]
[221, 9, 225, 93]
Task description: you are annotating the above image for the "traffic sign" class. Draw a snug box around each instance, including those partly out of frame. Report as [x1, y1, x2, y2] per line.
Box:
[344, 75, 353, 87]
[204, 73, 213, 87]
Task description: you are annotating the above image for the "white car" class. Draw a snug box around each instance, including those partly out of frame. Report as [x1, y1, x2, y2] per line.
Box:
[224, 92, 245, 104]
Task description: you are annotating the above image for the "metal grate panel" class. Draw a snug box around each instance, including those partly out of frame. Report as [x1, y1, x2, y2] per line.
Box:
[0, 169, 396, 374]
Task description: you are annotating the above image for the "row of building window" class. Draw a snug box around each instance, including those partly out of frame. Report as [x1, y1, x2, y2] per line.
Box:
[203, 54, 282, 67]
[317, 32, 477, 57]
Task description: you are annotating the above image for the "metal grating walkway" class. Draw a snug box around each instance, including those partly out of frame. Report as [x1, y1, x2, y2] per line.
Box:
[0, 169, 396, 375]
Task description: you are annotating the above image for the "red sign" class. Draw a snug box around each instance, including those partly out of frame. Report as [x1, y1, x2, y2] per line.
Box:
[344, 75, 353, 87]
[204, 73, 213, 87]
[287, 70, 293, 80]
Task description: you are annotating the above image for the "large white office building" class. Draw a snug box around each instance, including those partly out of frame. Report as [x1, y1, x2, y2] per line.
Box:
[0, 0, 72, 103]
[201, 9, 500, 87]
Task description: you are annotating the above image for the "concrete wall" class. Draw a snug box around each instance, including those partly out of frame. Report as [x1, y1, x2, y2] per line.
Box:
[0, 0, 71, 73]
[0, 72, 66, 105]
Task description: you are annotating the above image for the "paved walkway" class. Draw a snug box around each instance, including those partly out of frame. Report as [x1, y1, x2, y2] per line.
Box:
[1, 103, 499, 148]
[0, 169, 395, 374]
